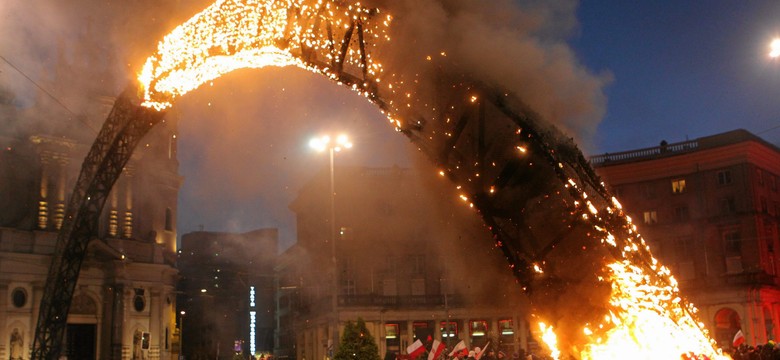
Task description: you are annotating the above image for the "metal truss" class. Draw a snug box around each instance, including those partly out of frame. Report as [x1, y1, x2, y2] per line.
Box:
[32, 1, 620, 358]
[31, 89, 166, 359]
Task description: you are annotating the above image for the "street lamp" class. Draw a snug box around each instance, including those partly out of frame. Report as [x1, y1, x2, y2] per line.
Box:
[179, 310, 186, 360]
[309, 133, 352, 359]
[770, 38, 780, 58]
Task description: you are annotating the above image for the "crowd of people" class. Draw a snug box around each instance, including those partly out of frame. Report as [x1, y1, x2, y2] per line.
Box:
[730, 342, 780, 360]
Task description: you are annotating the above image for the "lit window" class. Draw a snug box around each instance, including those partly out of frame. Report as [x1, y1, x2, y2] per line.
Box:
[440, 321, 458, 338]
[643, 211, 657, 224]
[385, 324, 399, 339]
[672, 179, 686, 194]
[470, 320, 487, 337]
[499, 319, 514, 336]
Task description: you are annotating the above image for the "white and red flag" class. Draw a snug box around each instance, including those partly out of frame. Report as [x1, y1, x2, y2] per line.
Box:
[407, 339, 426, 360]
[448, 340, 467, 357]
[428, 339, 445, 360]
[475, 342, 490, 360]
[733, 329, 745, 347]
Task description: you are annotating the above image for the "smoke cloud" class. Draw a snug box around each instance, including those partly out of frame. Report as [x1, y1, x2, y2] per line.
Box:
[1, 0, 609, 251]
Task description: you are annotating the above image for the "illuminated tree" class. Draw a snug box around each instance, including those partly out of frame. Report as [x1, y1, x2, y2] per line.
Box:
[335, 318, 381, 360]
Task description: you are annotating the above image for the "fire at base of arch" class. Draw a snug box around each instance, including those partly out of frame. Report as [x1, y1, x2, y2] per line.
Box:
[135, 0, 731, 359]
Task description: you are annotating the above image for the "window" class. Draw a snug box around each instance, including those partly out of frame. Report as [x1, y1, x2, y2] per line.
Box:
[385, 324, 399, 339]
[672, 236, 693, 259]
[725, 256, 743, 274]
[717, 170, 732, 185]
[499, 319, 514, 336]
[411, 255, 426, 275]
[720, 197, 736, 215]
[757, 168, 765, 186]
[672, 179, 686, 194]
[674, 206, 689, 222]
[411, 278, 425, 296]
[134, 289, 146, 312]
[440, 321, 458, 338]
[11, 288, 26, 308]
[723, 231, 742, 255]
[772, 175, 778, 192]
[640, 184, 655, 199]
[413, 322, 431, 341]
[643, 211, 657, 225]
[342, 279, 356, 295]
[470, 320, 488, 337]
[382, 279, 397, 296]
[761, 197, 768, 213]
[386, 255, 397, 275]
[165, 208, 173, 231]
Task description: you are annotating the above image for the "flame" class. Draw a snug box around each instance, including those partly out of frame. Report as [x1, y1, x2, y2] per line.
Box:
[138, 0, 389, 110]
[574, 261, 731, 360]
[539, 322, 561, 360]
[137, 1, 732, 358]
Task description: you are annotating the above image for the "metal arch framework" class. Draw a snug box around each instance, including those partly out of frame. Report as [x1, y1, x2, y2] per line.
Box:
[33, 1, 650, 359]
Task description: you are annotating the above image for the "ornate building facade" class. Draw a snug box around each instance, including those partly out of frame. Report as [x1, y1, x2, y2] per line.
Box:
[592, 129, 780, 349]
[0, 87, 182, 359]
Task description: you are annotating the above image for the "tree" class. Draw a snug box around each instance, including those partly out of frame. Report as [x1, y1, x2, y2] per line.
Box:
[334, 318, 381, 360]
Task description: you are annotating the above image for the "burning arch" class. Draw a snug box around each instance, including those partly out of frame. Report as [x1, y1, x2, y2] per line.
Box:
[32, 0, 725, 359]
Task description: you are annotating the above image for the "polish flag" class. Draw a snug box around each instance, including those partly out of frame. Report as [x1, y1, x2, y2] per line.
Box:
[475, 342, 490, 360]
[733, 330, 745, 348]
[448, 340, 467, 357]
[407, 339, 426, 360]
[428, 339, 445, 360]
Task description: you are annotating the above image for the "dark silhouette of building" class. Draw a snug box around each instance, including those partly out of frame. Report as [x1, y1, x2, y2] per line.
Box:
[178, 229, 278, 359]
[591, 129, 780, 349]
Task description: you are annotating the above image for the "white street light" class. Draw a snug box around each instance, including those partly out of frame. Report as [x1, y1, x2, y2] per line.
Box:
[770, 38, 780, 58]
[309, 133, 352, 359]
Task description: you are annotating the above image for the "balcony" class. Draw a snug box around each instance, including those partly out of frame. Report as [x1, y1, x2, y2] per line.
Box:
[337, 294, 461, 308]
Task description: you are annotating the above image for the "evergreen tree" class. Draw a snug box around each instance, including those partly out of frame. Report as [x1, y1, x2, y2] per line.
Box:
[334, 317, 381, 360]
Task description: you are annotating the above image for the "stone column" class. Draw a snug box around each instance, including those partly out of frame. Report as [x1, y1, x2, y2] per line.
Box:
[150, 288, 161, 360]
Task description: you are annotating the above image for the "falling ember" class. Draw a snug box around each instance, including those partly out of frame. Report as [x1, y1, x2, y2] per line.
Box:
[134, 1, 731, 359]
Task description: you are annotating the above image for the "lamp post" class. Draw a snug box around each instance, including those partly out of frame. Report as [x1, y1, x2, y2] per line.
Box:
[179, 310, 186, 360]
[309, 134, 352, 359]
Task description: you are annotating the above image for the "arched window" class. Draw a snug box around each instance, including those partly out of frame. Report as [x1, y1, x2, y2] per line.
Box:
[714, 307, 742, 349]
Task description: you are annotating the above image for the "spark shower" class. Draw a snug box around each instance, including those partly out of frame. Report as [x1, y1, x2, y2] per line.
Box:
[32, 1, 728, 359]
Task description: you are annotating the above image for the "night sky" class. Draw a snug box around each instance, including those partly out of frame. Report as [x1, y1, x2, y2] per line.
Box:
[573, 0, 780, 153]
[3, 1, 780, 250]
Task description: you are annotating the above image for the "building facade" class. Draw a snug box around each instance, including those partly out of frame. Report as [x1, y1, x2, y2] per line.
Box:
[275, 166, 536, 360]
[0, 91, 182, 358]
[591, 129, 780, 349]
[178, 229, 278, 360]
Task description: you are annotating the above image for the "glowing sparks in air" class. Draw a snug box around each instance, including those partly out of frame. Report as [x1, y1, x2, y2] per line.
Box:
[138, 0, 390, 110]
[137, 1, 730, 358]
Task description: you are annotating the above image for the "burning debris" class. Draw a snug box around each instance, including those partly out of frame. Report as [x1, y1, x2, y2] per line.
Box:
[47, 0, 725, 358]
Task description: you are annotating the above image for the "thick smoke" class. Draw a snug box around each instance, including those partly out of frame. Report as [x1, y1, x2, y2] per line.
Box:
[1, 0, 609, 252]
[370, 0, 610, 152]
